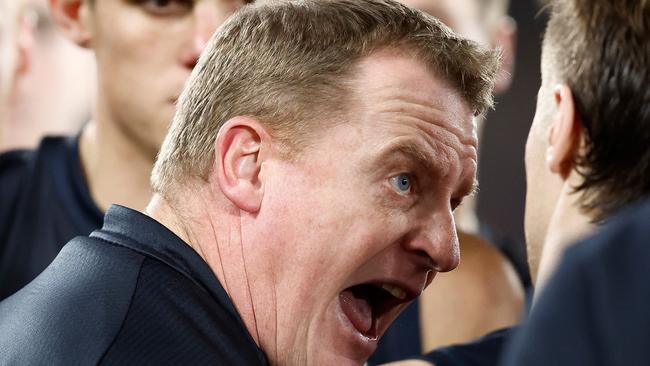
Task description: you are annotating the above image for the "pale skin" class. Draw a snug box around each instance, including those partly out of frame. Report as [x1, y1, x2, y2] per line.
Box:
[148, 51, 479, 365]
[0, 0, 96, 153]
[49, 0, 247, 212]
[524, 57, 595, 292]
[381, 0, 523, 360]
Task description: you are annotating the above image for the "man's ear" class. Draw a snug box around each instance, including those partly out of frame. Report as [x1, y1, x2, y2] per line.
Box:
[545, 84, 582, 179]
[49, 0, 92, 48]
[13, 8, 37, 79]
[214, 116, 270, 213]
[491, 15, 517, 94]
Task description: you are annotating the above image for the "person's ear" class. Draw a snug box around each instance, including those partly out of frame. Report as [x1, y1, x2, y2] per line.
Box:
[14, 8, 37, 78]
[214, 116, 270, 213]
[491, 15, 517, 94]
[49, 0, 92, 48]
[545, 85, 582, 179]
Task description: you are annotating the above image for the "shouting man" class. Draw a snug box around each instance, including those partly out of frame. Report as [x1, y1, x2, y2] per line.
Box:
[0, 1, 498, 364]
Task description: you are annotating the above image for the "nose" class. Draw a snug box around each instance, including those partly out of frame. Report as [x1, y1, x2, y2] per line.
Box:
[403, 209, 460, 273]
[181, 3, 223, 69]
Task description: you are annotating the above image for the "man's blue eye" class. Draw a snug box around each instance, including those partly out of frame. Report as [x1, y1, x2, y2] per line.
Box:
[390, 174, 412, 194]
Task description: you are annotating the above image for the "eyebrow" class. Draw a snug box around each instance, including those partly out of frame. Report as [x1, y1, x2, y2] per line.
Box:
[463, 180, 480, 199]
[375, 139, 479, 199]
[378, 140, 440, 179]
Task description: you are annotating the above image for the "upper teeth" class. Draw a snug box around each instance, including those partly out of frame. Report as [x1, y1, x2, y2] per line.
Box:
[381, 284, 407, 300]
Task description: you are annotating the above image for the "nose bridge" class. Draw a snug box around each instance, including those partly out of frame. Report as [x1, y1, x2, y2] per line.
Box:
[409, 207, 460, 273]
[184, 2, 221, 64]
[194, 3, 220, 49]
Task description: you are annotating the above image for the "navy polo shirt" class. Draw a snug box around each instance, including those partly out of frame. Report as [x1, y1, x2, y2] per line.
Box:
[0, 205, 268, 365]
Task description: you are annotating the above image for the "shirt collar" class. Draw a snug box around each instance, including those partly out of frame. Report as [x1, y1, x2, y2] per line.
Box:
[91, 205, 258, 350]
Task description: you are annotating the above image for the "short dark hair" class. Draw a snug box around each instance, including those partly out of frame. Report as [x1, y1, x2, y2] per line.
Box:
[544, 0, 650, 221]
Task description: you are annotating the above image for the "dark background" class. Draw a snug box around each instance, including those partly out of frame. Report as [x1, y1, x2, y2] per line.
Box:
[477, 0, 547, 284]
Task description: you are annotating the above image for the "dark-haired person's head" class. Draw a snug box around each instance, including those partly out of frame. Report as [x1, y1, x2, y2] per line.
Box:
[148, 0, 498, 364]
[525, 0, 650, 287]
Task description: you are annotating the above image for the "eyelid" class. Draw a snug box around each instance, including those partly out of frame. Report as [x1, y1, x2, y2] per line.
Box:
[388, 173, 417, 196]
[138, 0, 194, 17]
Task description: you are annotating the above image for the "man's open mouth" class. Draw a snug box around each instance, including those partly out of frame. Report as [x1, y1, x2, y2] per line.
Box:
[339, 282, 415, 339]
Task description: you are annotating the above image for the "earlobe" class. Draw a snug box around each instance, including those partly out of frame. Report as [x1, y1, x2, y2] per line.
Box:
[214, 117, 269, 213]
[49, 0, 93, 48]
[545, 85, 581, 179]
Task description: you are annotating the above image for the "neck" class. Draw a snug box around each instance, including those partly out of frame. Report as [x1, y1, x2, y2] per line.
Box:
[79, 116, 154, 212]
[534, 175, 595, 298]
[145, 190, 270, 352]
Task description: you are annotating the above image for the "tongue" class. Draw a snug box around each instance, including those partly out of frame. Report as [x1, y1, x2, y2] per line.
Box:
[339, 288, 372, 335]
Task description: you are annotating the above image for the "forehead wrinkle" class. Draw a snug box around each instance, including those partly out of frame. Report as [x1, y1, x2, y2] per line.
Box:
[372, 136, 459, 187]
[374, 108, 478, 166]
[386, 139, 444, 178]
[376, 96, 477, 150]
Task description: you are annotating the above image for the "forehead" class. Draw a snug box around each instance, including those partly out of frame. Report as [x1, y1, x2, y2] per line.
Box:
[352, 50, 476, 144]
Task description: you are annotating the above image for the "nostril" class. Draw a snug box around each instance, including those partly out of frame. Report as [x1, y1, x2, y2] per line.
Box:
[187, 58, 198, 70]
[434, 250, 460, 272]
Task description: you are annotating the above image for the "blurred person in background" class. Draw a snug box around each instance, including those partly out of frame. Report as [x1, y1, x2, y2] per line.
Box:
[0, 0, 95, 152]
[0, 0, 251, 300]
[371, 0, 523, 363]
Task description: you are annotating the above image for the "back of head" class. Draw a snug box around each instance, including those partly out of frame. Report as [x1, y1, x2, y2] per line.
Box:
[152, 0, 498, 195]
[544, 0, 650, 220]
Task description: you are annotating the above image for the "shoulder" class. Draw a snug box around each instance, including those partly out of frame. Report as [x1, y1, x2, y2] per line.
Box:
[0, 148, 35, 206]
[0, 136, 73, 210]
[502, 198, 650, 366]
[100, 258, 266, 364]
[0, 237, 145, 365]
[0, 136, 72, 178]
[568, 199, 650, 270]
[555, 198, 650, 307]
[418, 327, 515, 366]
[0, 147, 39, 250]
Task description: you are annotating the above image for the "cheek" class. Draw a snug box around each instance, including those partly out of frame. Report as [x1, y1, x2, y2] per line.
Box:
[93, 11, 183, 83]
[525, 116, 547, 180]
